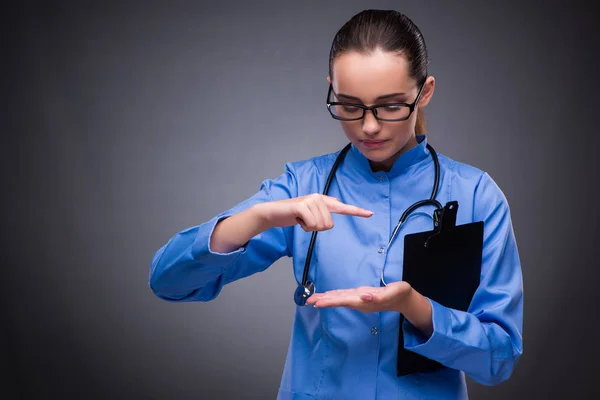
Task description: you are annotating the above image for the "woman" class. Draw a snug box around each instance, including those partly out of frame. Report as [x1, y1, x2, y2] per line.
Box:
[149, 9, 523, 399]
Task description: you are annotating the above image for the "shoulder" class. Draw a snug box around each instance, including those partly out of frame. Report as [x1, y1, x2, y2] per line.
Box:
[436, 152, 509, 221]
[437, 152, 485, 185]
[284, 148, 341, 179]
[260, 149, 342, 197]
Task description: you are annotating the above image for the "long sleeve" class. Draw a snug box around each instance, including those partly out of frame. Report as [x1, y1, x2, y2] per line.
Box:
[402, 172, 524, 386]
[149, 164, 298, 302]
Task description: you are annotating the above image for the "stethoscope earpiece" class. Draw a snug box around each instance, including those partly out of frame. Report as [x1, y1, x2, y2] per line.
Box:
[294, 281, 315, 306]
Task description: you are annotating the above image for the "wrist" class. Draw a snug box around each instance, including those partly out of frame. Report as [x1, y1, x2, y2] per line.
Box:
[397, 286, 434, 336]
[395, 284, 416, 315]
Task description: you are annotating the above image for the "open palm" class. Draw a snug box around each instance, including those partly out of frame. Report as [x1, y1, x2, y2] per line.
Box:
[306, 281, 413, 314]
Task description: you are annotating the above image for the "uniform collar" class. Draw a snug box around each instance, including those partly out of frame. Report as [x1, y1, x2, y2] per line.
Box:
[346, 134, 430, 179]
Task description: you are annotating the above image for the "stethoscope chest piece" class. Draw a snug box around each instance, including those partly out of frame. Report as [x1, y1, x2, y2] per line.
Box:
[294, 281, 315, 306]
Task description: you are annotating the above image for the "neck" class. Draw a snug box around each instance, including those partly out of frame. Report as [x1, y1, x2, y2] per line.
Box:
[369, 134, 419, 173]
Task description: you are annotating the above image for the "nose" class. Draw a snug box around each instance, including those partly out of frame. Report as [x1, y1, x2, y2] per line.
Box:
[362, 109, 381, 136]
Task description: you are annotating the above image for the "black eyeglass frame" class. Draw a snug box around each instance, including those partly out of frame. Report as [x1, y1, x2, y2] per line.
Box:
[326, 78, 427, 122]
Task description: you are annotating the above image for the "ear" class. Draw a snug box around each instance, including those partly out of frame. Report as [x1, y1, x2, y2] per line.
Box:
[327, 75, 332, 85]
[417, 76, 435, 108]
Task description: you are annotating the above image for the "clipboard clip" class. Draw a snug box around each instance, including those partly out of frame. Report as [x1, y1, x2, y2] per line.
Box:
[426, 201, 459, 248]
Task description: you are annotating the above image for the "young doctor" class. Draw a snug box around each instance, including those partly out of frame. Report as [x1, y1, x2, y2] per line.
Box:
[149, 9, 523, 399]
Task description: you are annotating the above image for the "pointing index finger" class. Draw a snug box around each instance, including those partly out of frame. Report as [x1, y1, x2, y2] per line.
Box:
[323, 196, 373, 218]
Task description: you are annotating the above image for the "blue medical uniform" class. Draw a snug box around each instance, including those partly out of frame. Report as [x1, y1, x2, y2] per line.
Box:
[149, 134, 523, 399]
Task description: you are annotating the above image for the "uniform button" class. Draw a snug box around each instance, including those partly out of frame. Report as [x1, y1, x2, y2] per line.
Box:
[377, 247, 385, 254]
[377, 176, 385, 182]
[371, 327, 379, 335]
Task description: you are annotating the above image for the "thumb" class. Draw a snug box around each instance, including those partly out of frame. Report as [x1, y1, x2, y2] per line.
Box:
[360, 293, 374, 302]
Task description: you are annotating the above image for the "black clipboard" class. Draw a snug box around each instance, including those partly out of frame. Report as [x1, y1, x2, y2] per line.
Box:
[397, 201, 484, 376]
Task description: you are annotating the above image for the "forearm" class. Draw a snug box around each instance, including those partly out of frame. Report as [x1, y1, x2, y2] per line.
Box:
[402, 297, 522, 385]
[210, 203, 272, 253]
[150, 202, 286, 301]
[150, 165, 298, 302]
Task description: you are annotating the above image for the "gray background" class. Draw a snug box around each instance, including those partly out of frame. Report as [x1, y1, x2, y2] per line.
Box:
[4, 1, 599, 399]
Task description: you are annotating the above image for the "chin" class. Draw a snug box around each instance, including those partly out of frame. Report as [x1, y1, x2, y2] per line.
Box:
[364, 152, 390, 161]
[359, 146, 392, 157]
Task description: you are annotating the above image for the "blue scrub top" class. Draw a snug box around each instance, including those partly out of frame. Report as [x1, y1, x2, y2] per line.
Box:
[149, 134, 523, 399]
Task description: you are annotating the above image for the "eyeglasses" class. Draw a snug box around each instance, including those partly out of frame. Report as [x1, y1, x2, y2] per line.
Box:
[326, 79, 426, 122]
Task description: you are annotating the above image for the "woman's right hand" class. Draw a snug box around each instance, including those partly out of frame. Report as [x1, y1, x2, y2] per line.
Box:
[254, 193, 373, 232]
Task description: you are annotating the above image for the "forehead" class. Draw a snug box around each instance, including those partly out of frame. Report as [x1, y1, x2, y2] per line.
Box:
[331, 48, 414, 98]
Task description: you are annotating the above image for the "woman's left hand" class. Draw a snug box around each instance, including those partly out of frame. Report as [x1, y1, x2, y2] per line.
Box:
[305, 281, 413, 313]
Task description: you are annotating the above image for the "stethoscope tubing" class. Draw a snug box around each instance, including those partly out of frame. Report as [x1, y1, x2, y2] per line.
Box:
[295, 142, 441, 306]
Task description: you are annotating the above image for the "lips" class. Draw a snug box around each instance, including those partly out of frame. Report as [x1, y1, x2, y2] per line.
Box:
[362, 140, 388, 149]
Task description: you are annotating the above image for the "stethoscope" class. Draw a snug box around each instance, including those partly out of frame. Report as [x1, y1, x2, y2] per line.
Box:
[294, 141, 443, 306]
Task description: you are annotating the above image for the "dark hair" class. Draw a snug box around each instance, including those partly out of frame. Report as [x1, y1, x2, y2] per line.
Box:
[329, 10, 429, 133]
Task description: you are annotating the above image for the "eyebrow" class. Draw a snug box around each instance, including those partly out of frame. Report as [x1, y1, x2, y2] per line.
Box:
[336, 92, 408, 102]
